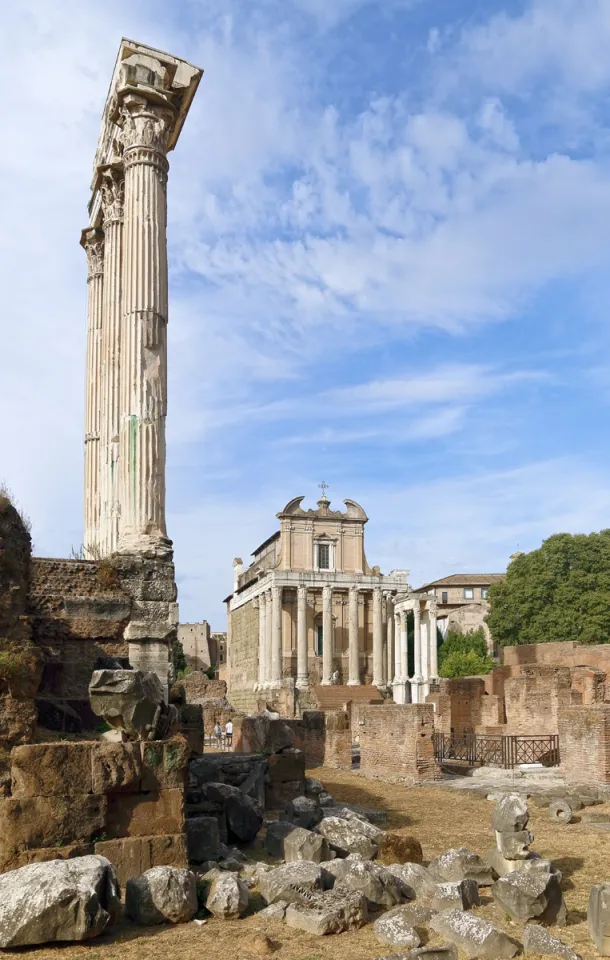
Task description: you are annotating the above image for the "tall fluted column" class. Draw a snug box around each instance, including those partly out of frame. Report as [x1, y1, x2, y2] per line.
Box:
[270, 585, 283, 685]
[401, 610, 409, 681]
[81, 227, 105, 556]
[321, 585, 333, 684]
[265, 590, 273, 684]
[258, 594, 267, 686]
[99, 167, 124, 555]
[348, 586, 360, 685]
[372, 587, 383, 688]
[386, 597, 394, 685]
[117, 93, 174, 555]
[393, 610, 402, 683]
[411, 601, 423, 703]
[296, 585, 308, 688]
[429, 601, 439, 680]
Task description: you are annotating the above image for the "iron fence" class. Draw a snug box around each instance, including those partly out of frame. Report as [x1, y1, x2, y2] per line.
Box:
[433, 732, 559, 769]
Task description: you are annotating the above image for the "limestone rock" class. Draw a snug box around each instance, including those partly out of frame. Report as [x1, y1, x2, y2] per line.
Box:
[282, 796, 322, 830]
[581, 811, 610, 824]
[392, 900, 434, 929]
[205, 873, 249, 919]
[429, 847, 493, 886]
[374, 905, 422, 948]
[283, 826, 332, 863]
[495, 829, 533, 859]
[328, 859, 404, 908]
[430, 908, 520, 958]
[242, 716, 294, 754]
[0, 855, 120, 948]
[258, 900, 288, 921]
[285, 889, 368, 935]
[245, 933, 277, 954]
[432, 879, 480, 911]
[385, 862, 437, 899]
[548, 800, 574, 824]
[186, 817, 221, 864]
[305, 777, 325, 797]
[492, 870, 566, 925]
[316, 816, 380, 859]
[259, 861, 323, 905]
[378, 833, 423, 865]
[588, 883, 610, 956]
[125, 866, 198, 925]
[523, 923, 581, 959]
[266, 821, 296, 858]
[491, 794, 529, 833]
[201, 782, 262, 843]
[376, 948, 458, 959]
[89, 669, 164, 740]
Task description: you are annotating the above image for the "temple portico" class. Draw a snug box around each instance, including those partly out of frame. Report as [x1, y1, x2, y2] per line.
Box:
[392, 593, 439, 704]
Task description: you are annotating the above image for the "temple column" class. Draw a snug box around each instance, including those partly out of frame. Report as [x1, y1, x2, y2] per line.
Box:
[385, 596, 394, 684]
[117, 93, 175, 555]
[411, 601, 423, 703]
[296, 585, 308, 688]
[99, 167, 124, 555]
[81, 228, 105, 557]
[393, 610, 402, 684]
[429, 600, 439, 681]
[347, 586, 360, 685]
[321, 585, 333, 684]
[258, 593, 267, 686]
[372, 587, 383, 688]
[265, 589, 273, 685]
[270, 585, 283, 686]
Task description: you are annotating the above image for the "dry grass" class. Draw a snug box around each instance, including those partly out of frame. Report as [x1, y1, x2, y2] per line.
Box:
[16, 766, 610, 960]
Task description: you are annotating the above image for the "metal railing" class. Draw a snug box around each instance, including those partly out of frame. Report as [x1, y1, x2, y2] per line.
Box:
[433, 732, 560, 769]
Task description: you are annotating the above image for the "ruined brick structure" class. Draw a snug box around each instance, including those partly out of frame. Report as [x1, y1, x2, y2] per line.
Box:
[359, 704, 441, 781]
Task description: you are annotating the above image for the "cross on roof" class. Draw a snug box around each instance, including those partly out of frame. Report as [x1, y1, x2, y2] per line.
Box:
[318, 481, 329, 497]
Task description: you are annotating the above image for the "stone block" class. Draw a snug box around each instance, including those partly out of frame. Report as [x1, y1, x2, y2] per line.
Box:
[265, 820, 296, 858]
[284, 826, 332, 864]
[429, 847, 493, 886]
[126, 866, 198, 925]
[186, 816, 221, 863]
[179, 704, 204, 755]
[522, 924, 581, 959]
[106, 788, 184, 839]
[0, 843, 94, 873]
[265, 779, 307, 810]
[141, 738, 189, 791]
[432, 879, 480, 911]
[495, 829, 533, 859]
[10, 742, 93, 798]
[374, 905, 422, 948]
[259, 861, 324, 904]
[588, 883, 610, 956]
[0, 696, 37, 747]
[0, 795, 106, 857]
[241, 716, 295, 754]
[285, 889, 368, 935]
[491, 794, 529, 833]
[94, 834, 188, 887]
[267, 749, 306, 783]
[124, 621, 174, 641]
[92, 741, 142, 794]
[430, 908, 520, 958]
[492, 870, 566, 925]
[206, 873, 249, 919]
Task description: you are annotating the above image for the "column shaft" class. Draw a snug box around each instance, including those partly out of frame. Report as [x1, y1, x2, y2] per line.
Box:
[385, 597, 394, 682]
[348, 587, 360, 685]
[265, 590, 273, 683]
[413, 604, 422, 677]
[429, 604, 438, 679]
[372, 587, 383, 687]
[401, 611, 409, 679]
[393, 611, 402, 683]
[82, 229, 104, 556]
[258, 595, 267, 686]
[117, 95, 174, 554]
[99, 169, 124, 555]
[321, 585, 333, 684]
[270, 585, 282, 684]
[296, 585, 308, 687]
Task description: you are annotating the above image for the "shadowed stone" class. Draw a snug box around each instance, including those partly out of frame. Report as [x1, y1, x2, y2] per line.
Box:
[492, 870, 566, 926]
[259, 861, 323, 905]
[385, 862, 436, 899]
[374, 906, 422, 948]
[430, 908, 520, 958]
[206, 873, 249, 919]
[429, 848, 492, 886]
[523, 923, 581, 959]
[327, 859, 404, 908]
[431, 879, 480, 911]
[89, 670, 165, 740]
[285, 889, 368, 935]
[126, 866, 197, 925]
[316, 816, 380, 859]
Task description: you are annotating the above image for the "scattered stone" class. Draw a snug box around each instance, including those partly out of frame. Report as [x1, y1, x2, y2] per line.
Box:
[374, 906, 422, 948]
[394, 901, 434, 929]
[0, 856, 121, 948]
[588, 883, 610, 955]
[305, 777, 324, 796]
[430, 908, 520, 958]
[316, 816, 380, 859]
[378, 834, 423, 865]
[284, 826, 332, 863]
[432, 879, 480, 911]
[126, 866, 198, 925]
[202, 783, 263, 843]
[89, 669, 167, 741]
[491, 794, 529, 833]
[329, 859, 404, 908]
[429, 848, 493, 886]
[258, 900, 288, 921]
[548, 800, 574, 825]
[186, 816, 221, 864]
[492, 870, 566, 925]
[488, 848, 558, 880]
[285, 889, 368, 935]
[282, 796, 322, 830]
[266, 821, 296, 858]
[378, 949, 458, 960]
[495, 829, 534, 859]
[242, 716, 294, 754]
[385, 862, 436, 899]
[581, 811, 610, 824]
[206, 872, 249, 919]
[523, 923, 581, 959]
[259, 861, 323, 905]
[318, 792, 335, 807]
[219, 858, 243, 872]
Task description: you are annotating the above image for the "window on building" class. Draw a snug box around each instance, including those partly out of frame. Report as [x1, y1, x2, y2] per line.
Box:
[317, 543, 330, 569]
[464, 587, 474, 599]
[481, 587, 488, 599]
[441, 591, 448, 604]
[316, 624, 324, 656]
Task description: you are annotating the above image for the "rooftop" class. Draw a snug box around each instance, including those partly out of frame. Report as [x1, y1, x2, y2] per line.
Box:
[417, 572, 505, 591]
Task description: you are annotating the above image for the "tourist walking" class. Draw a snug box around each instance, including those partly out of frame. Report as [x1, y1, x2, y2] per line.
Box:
[213, 722, 222, 747]
[225, 719, 233, 748]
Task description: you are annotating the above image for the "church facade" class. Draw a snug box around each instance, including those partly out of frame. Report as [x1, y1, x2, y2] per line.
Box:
[224, 491, 418, 713]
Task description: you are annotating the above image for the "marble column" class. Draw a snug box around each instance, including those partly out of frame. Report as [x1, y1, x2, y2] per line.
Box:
[429, 601, 439, 680]
[258, 594, 267, 686]
[270, 585, 282, 685]
[411, 601, 423, 703]
[117, 93, 175, 556]
[321, 585, 333, 685]
[401, 610, 409, 682]
[265, 589, 273, 685]
[296, 585, 308, 688]
[347, 586, 360, 685]
[393, 610, 402, 684]
[81, 227, 105, 557]
[99, 167, 124, 555]
[385, 596, 394, 684]
[372, 587, 383, 687]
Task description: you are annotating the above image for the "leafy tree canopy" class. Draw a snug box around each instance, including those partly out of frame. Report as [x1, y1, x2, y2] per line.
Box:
[438, 627, 494, 677]
[172, 638, 187, 676]
[486, 529, 610, 647]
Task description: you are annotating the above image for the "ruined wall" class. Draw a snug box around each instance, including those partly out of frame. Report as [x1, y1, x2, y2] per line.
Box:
[0, 736, 189, 883]
[504, 665, 571, 735]
[227, 600, 260, 714]
[559, 704, 610, 785]
[503, 641, 610, 671]
[359, 704, 441, 781]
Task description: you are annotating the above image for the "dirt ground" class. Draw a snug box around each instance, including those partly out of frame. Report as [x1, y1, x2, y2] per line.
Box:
[16, 766, 610, 960]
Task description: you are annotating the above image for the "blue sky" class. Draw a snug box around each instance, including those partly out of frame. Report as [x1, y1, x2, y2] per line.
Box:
[2, 0, 610, 626]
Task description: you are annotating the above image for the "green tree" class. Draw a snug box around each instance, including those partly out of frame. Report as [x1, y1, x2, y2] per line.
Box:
[438, 627, 493, 677]
[172, 638, 187, 676]
[486, 529, 610, 647]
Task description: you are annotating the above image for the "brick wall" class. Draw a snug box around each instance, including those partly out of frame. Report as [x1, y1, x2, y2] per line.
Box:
[324, 710, 353, 769]
[359, 704, 441, 781]
[504, 665, 571, 735]
[559, 704, 610, 785]
[503, 641, 610, 672]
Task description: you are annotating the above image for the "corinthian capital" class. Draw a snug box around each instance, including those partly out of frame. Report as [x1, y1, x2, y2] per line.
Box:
[100, 167, 124, 224]
[118, 93, 175, 156]
[80, 227, 104, 279]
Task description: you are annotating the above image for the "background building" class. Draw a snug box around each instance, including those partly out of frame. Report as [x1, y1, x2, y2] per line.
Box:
[416, 573, 505, 653]
[178, 620, 227, 673]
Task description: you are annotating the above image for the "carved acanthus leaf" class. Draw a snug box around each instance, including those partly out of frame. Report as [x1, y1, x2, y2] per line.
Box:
[118, 94, 174, 155]
[101, 170, 124, 223]
[82, 229, 104, 277]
